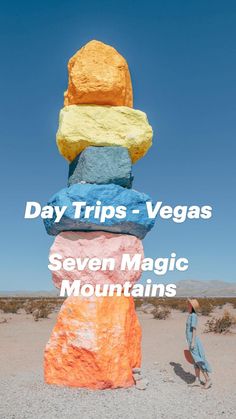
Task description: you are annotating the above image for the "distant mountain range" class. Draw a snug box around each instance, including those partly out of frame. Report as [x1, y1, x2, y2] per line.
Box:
[176, 280, 236, 297]
[0, 290, 59, 297]
[1, 280, 236, 297]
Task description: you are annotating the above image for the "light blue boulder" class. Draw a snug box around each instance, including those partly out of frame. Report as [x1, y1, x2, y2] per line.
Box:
[43, 183, 155, 239]
[68, 146, 133, 188]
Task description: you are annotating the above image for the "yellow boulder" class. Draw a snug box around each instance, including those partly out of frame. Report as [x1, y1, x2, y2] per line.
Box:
[64, 40, 133, 107]
[56, 105, 153, 163]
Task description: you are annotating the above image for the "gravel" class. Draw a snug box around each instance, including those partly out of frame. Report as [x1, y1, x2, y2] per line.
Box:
[1, 366, 235, 419]
[1, 310, 236, 419]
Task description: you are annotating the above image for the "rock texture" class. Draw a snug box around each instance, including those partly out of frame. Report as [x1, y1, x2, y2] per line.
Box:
[135, 378, 149, 390]
[56, 105, 153, 163]
[43, 183, 155, 239]
[64, 40, 133, 107]
[68, 146, 133, 188]
[50, 231, 143, 289]
[44, 295, 142, 389]
[42, 40, 156, 390]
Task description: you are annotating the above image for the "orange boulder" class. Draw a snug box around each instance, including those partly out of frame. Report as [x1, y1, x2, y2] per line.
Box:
[64, 40, 133, 107]
[44, 295, 141, 389]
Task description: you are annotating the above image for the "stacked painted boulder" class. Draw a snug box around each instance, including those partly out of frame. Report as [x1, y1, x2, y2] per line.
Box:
[44, 40, 155, 389]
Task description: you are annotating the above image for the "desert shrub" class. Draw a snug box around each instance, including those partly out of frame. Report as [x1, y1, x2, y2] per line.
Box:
[134, 298, 144, 308]
[25, 299, 53, 313]
[200, 301, 213, 316]
[24, 299, 53, 320]
[39, 307, 51, 318]
[0, 297, 63, 316]
[0, 300, 22, 313]
[134, 297, 236, 312]
[175, 301, 188, 312]
[32, 306, 51, 321]
[140, 303, 155, 314]
[205, 310, 236, 334]
[231, 300, 236, 309]
[24, 300, 39, 314]
[152, 306, 171, 320]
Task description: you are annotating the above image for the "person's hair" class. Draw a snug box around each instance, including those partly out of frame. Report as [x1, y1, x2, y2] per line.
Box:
[191, 306, 196, 313]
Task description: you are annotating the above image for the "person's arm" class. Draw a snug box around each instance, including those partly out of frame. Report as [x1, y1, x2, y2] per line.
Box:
[190, 327, 196, 350]
[190, 313, 198, 350]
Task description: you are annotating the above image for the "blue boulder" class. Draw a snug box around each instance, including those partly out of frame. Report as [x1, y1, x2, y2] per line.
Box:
[43, 183, 155, 239]
[68, 146, 133, 188]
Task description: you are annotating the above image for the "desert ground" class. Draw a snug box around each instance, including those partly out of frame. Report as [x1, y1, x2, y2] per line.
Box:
[0, 300, 236, 419]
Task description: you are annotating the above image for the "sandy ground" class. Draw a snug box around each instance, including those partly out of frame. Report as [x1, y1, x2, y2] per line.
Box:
[0, 306, 236, 419]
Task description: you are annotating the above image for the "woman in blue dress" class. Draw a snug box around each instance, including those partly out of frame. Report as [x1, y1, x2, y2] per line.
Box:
[186, 299, 212, 389]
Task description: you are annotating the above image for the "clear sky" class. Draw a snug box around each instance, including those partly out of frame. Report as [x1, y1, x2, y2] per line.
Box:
[0, 0, 235, 290]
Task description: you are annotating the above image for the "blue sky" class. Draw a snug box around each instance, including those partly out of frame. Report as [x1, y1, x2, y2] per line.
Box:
[0, 0, 235, 290]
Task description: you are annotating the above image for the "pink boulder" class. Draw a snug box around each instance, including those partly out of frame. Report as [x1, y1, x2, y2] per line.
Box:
[49, 231, 144, 289]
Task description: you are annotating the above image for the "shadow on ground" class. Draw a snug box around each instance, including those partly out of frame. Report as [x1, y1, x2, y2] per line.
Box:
[169, 362, 195, 384]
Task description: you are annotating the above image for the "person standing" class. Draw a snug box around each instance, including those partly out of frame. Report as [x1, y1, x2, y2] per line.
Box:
[186, 299, 212, 389]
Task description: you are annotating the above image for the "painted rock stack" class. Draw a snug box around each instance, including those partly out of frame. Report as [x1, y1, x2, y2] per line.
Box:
[44, 40, 155, 389]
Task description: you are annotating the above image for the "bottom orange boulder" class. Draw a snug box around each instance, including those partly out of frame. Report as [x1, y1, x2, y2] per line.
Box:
[44, 295, 141, 389]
